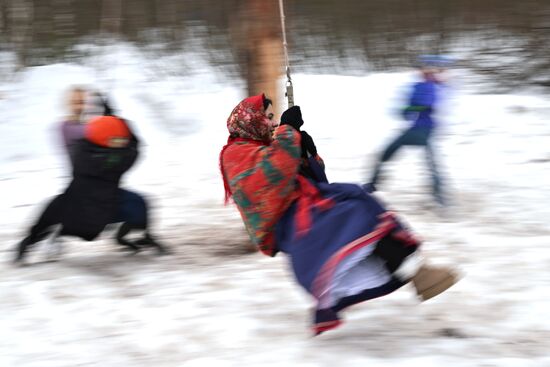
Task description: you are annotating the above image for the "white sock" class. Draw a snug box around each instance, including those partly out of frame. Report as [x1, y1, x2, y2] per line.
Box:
[393, 252, 424, 281]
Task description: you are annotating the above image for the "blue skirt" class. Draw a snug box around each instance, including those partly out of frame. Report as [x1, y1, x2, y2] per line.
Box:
[275, 182, 408, 334]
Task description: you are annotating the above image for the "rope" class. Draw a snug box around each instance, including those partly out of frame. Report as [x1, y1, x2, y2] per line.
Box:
[278, 0, 294, 107]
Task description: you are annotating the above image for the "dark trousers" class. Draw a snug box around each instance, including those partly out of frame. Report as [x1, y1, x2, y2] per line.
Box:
[27, 189, 147, 243]
[373, 235, 417, 273]
[15, 189, 164, 262]
[370, 127, 444, 204]
[27, 194, 65, 242]
[115, 189, 148, 228]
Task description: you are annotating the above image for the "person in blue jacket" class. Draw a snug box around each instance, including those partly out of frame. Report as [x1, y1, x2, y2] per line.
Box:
[367, 56, 450, 205]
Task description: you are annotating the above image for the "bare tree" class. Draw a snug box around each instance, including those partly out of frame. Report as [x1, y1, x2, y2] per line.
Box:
[0, 0, 6, 40]
[100, 0, 123, 35]
[155, 0, 180, 43]
[9, 0, 34, 69]
[230, 0, 283, 115]
[53, 0, 75, 39]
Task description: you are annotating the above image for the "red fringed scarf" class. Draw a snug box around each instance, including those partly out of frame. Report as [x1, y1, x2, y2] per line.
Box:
[219, 136, 269, 204]
[294, 175, 334, 237]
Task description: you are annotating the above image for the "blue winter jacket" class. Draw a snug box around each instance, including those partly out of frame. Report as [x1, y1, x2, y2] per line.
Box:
[405, 81, 438, 130]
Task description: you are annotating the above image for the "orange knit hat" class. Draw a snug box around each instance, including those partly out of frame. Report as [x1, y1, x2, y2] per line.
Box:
[85, 116, 130, 148]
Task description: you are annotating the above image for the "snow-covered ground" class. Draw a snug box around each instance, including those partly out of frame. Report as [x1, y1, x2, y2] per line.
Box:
[1, 45, 550, 366]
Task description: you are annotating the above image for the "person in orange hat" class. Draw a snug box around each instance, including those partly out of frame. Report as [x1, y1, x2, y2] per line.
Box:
[14, 96, 167, 263]
[85, 115, 131, 148]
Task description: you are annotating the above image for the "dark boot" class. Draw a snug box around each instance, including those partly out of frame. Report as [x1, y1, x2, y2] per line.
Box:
[134, 233, 169, 255]
[116, 223, 168, 255]
[115, 222, 141, 253]
[14, 235, 37, 263]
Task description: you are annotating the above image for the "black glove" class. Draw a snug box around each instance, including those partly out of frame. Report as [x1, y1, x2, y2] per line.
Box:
[300, 130, 317, 158]
[102, 97, 114, 116]
[280, 106, 304, 131]
[95, 93, 114, 116]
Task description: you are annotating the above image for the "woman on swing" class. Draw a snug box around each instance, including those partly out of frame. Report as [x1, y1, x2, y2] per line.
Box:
[219, 94, 459, 335]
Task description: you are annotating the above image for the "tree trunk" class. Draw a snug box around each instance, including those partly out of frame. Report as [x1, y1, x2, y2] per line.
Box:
[9, 0, 34, 69]
[230, 0, 283, 116]
[53, 0, 75, 39]
[0, 0, 6, 41]
[100, 0, 123, 35]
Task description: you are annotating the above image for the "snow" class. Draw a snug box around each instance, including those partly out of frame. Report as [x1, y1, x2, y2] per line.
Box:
[1, 44, 550, 366]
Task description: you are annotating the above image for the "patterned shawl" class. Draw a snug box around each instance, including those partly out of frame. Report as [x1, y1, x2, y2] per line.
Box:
[220, 94, 303, 255]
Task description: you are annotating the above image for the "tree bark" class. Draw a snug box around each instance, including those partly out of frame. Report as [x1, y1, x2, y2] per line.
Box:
[230, 0, 283, 115]
[9, 0, 34, 69]
[53, 0, 75, 39]
[100, 0, 123, 35]
[0, 0, 6, 40]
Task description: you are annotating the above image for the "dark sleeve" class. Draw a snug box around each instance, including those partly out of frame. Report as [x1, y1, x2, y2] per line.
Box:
[72, 140, 138, 182]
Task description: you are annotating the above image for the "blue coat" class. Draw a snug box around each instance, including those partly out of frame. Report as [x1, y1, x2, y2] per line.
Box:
[405, 81, 438, 130]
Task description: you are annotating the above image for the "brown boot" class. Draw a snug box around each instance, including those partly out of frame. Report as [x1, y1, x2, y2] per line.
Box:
[412, 265, 459, 301]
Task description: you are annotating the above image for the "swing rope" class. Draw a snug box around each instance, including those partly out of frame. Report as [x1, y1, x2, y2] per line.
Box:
[278, 0, 294, 107]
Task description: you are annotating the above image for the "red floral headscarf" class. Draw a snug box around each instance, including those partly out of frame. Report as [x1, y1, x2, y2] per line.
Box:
[221, 93, 272, 203]
[226, 94, 272, 142]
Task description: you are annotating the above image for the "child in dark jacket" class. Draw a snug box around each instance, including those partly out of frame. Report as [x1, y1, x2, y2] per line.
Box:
[15, 112, 166, 263]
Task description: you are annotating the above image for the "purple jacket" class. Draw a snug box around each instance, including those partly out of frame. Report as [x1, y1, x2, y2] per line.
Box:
[60, 120, 86, 163]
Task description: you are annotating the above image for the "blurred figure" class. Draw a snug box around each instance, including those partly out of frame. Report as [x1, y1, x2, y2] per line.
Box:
[367, 55, 451, 206]
[60, 86, 88, 164]
[61, 88, 111, 158]
[14, 95, 167, 264]
[68, 90, 166, 255]
[220, 94, 458, 335]
[60, 88, 112, 163]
